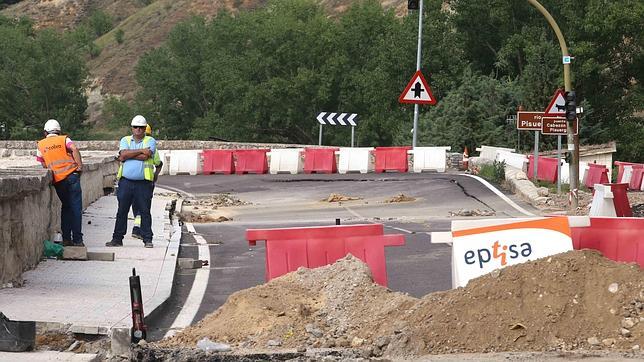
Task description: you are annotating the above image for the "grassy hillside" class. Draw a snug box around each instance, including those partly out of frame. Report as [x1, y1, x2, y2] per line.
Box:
[2, 0, 406, 129]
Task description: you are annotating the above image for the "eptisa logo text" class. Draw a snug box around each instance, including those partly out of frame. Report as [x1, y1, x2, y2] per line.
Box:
[464, 240, 532, 268]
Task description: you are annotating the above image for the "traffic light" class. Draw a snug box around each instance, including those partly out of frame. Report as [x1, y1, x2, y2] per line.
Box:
[408, 0, 419, 10]
[565, 91, 576, 122]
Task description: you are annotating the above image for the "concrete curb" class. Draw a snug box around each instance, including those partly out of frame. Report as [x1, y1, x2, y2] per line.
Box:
[145, 199, 181, 315]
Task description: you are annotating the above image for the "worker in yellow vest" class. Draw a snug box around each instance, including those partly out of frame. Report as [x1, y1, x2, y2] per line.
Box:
[131, 123, 163, 239]
[106, 115, 157, 248]
[36, 119, 84, 246]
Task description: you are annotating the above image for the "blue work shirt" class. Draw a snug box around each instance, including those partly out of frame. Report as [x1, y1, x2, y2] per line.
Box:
[119, 135, 157, 180]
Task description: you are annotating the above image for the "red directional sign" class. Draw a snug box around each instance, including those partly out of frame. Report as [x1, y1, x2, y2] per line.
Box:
[399, 70, 436, 105]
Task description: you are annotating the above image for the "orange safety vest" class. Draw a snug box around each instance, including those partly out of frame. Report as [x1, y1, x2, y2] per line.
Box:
[37, 135, 77, 183]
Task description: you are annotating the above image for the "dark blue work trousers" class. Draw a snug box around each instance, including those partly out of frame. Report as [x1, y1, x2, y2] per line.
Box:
[54, 172, 83, 244]
[131, 183, 155, 235]
[113, 178, 153, 243]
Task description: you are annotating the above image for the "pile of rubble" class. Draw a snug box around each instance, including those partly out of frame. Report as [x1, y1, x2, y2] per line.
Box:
[177, 194, 247, 223]
[156, 250, 643, 358]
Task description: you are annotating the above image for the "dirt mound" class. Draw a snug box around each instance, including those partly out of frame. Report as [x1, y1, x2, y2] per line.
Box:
[158, 250, 643, 357]
[323, 193, 362, 202]
[384, 194, 416, 203]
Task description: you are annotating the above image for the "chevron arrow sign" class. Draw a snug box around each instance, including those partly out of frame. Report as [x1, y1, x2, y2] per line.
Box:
[316, 112, 358, 126]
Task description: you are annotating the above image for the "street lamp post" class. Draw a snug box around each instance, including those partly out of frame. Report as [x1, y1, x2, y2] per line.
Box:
[412, 0, 424, 148]
[527, 0, 579, 211]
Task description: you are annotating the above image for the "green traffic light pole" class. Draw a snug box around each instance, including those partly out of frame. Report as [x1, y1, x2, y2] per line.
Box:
[527, 0, 579, 211]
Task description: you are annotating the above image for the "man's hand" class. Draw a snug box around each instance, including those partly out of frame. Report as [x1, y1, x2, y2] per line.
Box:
[140, 148, 152, 158]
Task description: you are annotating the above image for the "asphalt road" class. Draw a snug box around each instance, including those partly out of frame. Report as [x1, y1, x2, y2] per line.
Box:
[147, 171, 538, 340]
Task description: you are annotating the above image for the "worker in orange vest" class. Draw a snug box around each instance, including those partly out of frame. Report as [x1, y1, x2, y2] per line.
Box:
[36, 119, 84, 246]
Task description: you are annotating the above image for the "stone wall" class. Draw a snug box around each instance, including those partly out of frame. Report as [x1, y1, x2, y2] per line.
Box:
[0, 140, 321, 152]
[0, 157, 118, 286]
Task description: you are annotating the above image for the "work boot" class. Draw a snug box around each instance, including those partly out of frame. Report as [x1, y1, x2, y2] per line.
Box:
[72, 242, 85, 247]
[144, 241, 153, 248]
[131, 231, 143, 240]
[105, 240, 123, 247]
[62, 240, 74, 247]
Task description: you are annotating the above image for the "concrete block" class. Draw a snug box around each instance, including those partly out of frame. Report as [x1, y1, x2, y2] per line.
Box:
[86, 251, 115, 262]
[62, 246, 87, 260]
[178, 258, 203, 269]
[110, 327, 131, 356]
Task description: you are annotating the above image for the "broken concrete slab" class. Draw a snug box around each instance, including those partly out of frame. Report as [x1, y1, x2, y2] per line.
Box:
[86, 251, 115, 262]
[0, 313, 35, 352]
[62, 246, 88, 261]
[110, 327, 131, 356]
[178, 258, 203, 270]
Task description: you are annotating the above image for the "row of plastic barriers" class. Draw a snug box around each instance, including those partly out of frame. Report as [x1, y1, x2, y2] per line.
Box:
[615, 161, 644, 191]
[246, 224, 405, 287]
[157, 147, 451, 176]
[525, 155, 615, 189]
[244, 217, 644, 288]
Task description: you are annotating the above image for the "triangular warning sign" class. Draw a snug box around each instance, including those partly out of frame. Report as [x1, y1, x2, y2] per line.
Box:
[544, 89, 566, 116]
[399, 70, 436, 105]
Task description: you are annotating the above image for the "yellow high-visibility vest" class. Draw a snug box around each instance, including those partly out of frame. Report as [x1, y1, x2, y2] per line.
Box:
[117, 136, 155, 181]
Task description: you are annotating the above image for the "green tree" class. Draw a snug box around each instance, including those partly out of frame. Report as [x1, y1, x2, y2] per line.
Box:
[418, 69, 521, 152]
[0, 16, 88, 139]
[87, 10, 113, 37]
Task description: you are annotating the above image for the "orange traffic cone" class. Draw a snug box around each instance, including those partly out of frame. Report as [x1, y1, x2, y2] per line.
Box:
[462, 147, 469, 170]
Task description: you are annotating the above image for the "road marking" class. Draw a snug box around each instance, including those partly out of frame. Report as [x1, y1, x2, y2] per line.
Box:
[461, 174, 535, 216]
[164, 223, 210, 338]
[186, 223, 196, 234]
[387, 226, 413, 234]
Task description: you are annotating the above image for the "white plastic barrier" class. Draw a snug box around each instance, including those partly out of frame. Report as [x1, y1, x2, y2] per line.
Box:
[157, 150, 171, 175]
[169, 150, 202, 175]
[589, 184, 617, 217]
[408, 146, 451, 173]
[559, 161, 587, 185]
[267, 148, 304, 175]
[476, 145, 515, 161]
[495, 151, 527, 171]
[336, 147, 374, 174]
[622, 165, 633, 185]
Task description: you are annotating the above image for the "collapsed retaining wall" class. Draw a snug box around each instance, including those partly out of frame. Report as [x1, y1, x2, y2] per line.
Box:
[0, 156, 118, 286]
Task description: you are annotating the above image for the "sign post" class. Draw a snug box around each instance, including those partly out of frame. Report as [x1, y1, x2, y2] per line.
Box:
[541, 116, 578, 194]
[516, 111, 545, 180]
[316, 112, 358, 147]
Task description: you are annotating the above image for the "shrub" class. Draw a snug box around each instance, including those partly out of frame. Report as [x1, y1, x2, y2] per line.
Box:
[477, 160, 506, 184]
[115, 28, 124, 44]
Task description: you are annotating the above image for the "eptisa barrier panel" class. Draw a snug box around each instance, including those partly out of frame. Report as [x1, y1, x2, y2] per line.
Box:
[432, 217, 574, 288]
[246, 224, 405, 287]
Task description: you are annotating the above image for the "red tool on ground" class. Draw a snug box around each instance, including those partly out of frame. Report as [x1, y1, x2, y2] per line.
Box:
[129, 268, 147, 343]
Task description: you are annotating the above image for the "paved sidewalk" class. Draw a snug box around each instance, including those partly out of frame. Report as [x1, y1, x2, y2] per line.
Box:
[0, 188, 180, 334]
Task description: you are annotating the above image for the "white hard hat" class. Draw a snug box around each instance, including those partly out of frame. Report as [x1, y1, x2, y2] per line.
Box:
[131, 115, 147, 127]
[44, 119, 61, 133]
